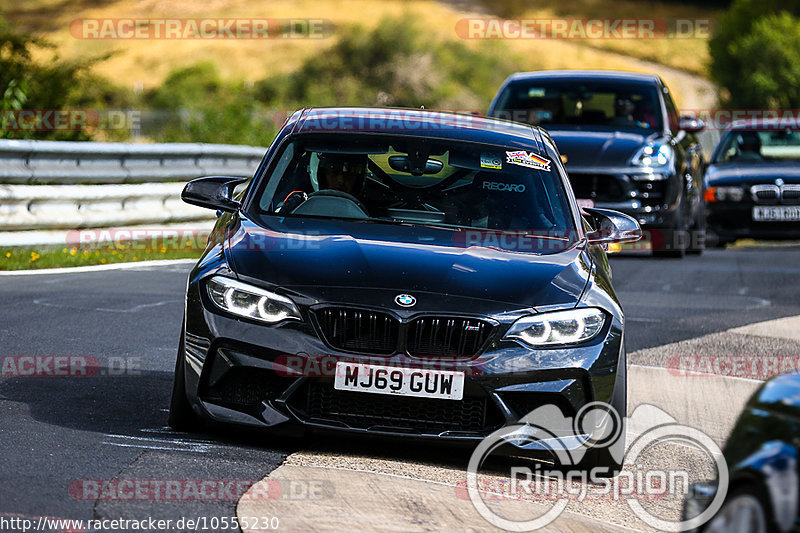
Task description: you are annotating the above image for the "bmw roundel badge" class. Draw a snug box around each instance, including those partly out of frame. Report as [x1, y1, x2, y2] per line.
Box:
[395, 294, 416, 307]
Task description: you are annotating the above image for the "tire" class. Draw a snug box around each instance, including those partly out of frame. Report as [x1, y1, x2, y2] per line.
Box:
[653, 196, 689, 258]
[168, 326, 204, 432]
[578, 351, 627, 478]
[652, 227, 686, 258]
[703, 485, 774, 533]
[686, 209, 706, 255]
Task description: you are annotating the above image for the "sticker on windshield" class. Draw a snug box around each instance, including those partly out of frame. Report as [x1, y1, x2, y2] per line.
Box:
[505, 150, 551, 171]
[480, 153, 502, 170]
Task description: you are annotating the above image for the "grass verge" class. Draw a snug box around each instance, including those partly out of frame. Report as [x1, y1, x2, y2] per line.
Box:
[0, 243, 202, 270]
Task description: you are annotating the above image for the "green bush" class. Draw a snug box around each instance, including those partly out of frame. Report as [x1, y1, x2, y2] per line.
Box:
[709, 0, 800, 107]
[144, 63, 277, 146]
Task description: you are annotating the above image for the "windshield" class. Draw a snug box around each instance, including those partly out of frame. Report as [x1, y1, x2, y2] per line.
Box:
[493, 80, 663, 131]
[251, 134, 576, 236]
[714, 128, 800, 164]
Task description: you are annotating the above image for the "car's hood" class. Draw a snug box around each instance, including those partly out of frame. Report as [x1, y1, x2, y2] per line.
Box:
[227, 216, 591, 311]
[548, 129, 659, 167]
[706, 162, 800, 185]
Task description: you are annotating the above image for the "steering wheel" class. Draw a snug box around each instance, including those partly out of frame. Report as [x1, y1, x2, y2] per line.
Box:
[289, 189, 370, 217]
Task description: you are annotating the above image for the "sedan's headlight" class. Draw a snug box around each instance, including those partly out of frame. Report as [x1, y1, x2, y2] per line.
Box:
[704, 185, 744, 202]
[206, 276, 301, 323]
[632, 144, 673, 168]
[504, 308, 606, 347]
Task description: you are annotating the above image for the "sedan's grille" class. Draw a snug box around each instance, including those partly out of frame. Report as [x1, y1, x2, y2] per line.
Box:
[782, 185, 800, 204]
[568, 173, 627, 202]
[751, 184, 780, 204]
[313, 307, 494, 357]
[290, 380, 504, 435]
[407, 317, 492, 357]
[315, 308, 398, 355]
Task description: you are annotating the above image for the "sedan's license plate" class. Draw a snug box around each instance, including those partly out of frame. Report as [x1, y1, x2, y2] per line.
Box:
[753, 206, 800, 221]
[333, 362, 465, 400]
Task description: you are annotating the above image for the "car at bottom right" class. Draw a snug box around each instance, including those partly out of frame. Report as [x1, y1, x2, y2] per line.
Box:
[683, 373, 800, 533]
[705, 120, 800, 246]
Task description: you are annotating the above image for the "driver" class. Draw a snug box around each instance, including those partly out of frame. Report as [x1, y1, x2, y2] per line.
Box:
[734, 132, 763, 162]
[316, 153, 368, 196]
[278, 152, 369, 213]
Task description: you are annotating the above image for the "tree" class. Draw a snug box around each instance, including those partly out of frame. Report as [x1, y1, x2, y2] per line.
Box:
[709, 0, 800, 107]
[0, 14, 116, 140]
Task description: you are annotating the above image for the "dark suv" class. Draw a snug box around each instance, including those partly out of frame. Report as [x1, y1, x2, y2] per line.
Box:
[488, 70, 706, 257]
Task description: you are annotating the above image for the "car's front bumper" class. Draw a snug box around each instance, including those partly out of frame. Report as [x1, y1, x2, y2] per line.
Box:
[180, 274, 625, 454]
[708, 202, 800, 241]
[566, 168, 681, 230]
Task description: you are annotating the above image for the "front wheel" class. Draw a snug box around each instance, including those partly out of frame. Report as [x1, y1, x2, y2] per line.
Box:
[686, 210, 706, 255]
[652, 227, 686, 258]
[168, 327, 204, 432]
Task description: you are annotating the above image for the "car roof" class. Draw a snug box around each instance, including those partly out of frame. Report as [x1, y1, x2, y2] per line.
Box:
[289, 107, 551, 153]
[503, 69, 661, 85]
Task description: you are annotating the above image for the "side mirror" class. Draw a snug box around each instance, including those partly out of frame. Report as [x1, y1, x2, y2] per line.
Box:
[182, 176, 247, 213]
[679, 115, 705, 133]
[584, 207, 642, 245]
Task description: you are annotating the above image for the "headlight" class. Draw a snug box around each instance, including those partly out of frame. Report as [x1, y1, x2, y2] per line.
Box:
[206, 276, 301, 323]
[704, 185, 744, 202]
[632, 144, 673, 168]
[504, 308, 606, 347]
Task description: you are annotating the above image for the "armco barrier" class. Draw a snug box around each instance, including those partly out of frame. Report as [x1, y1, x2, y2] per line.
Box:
[0, 139, 267, 231]
[1, 183, 215, 230]
[0, 139, 266, 185]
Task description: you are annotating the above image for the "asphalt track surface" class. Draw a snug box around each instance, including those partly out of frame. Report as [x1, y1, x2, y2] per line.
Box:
[1, 245, 800, 531]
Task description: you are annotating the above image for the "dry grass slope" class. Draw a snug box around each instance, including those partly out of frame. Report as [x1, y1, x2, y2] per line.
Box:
[1, 0, 720, 108]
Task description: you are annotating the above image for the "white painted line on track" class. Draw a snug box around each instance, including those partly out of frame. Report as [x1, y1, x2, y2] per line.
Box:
[0, 258, 197, 276]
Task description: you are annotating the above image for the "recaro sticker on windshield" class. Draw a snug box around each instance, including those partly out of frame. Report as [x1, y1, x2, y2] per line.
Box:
[506, 150, 551, 171]
[480, 153, 502, 170]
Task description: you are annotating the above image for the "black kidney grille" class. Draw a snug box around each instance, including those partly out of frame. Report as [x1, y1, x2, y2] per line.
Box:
[407, 317, 493, 358]
[314, 308, 494, 357]
[295, 381, 502, 435]
[315, 307, 398, 355]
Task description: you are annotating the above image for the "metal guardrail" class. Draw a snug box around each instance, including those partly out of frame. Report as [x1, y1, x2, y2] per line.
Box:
[0, 139, 266, 184]
[0, 183, 215, 230]
[0, 140, 267, 232]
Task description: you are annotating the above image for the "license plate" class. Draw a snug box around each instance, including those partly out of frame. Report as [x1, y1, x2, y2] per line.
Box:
[752, 206, 800, 221]
[576, 198, 595, 211]
[333, 362, 464, 400]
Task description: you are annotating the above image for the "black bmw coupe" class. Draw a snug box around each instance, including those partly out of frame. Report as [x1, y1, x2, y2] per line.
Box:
[168, 107, 640, 470]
